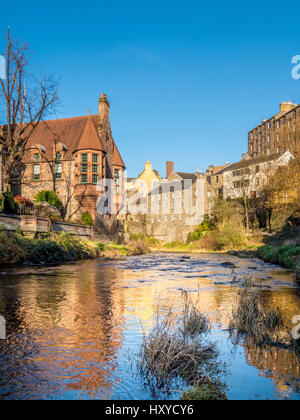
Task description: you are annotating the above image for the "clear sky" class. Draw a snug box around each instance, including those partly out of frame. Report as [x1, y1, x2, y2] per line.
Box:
[1, 1, 300, 177]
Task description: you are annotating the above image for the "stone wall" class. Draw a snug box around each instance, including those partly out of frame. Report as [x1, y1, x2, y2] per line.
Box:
[94, 213, 121, 242]
[51, 221, 93, 239]
[0, 214, 92, 239]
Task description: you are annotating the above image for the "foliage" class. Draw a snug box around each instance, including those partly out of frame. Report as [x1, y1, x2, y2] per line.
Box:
[0, 195, 4, 212]
[81, 212, 94, 226]
[0, 232, 31, 264]
[0, 232, 99, 266]
[35, 190, 63, 212]
[181, 382, 227, 400]
[257, 245, 300, 269]
[187, 215, 215, 243]
[216, 220, 247, 250]
[14, 196, 34, 209]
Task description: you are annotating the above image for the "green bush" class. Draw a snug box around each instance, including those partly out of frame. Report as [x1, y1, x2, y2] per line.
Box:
[258, 245, 300, 269]
[187, 215, 215, 243]
[81, 212, 93, 226]
[0, 232, 98, 266]
[35, 190, 63, 212]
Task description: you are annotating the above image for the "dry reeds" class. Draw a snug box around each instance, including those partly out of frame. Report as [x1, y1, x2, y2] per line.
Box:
[138, 296, 217, 390]
[229, 279, 283, 346]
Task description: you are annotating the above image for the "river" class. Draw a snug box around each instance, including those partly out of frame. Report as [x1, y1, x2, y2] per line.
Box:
[0, 253, 299, 400]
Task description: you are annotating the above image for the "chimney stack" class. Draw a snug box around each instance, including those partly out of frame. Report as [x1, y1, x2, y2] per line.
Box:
[98, 92, 110, 125]
[166, 161, 174, 178]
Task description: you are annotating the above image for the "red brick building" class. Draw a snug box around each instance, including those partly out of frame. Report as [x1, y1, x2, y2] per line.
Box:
[22, 93, 125, 221]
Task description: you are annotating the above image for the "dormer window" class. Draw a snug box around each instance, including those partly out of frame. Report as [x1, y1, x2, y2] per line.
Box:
[34, 153, 40, 162]
[55, 152, 62, 161]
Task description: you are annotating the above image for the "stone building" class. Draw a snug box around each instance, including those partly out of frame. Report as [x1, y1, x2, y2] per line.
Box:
[205, 163, 231, 208]
[248, 101, 300, 159]
[124, 161, 210, 243]
[222, 151, 294, 200]
[22, 93, 125, 222]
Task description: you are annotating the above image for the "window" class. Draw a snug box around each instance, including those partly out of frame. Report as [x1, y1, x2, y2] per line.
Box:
[92, 154, 98, 163]
[34, 153, 40, 162]
[55, 163, 62, 180]
[277, 120, 280, 129]
[115, 185, 119, 194]
[81, 153, 87, 163]
[81, 163, 87, 173]
[92, 174, 98, 185]
[92, 164, 98, 173]
[81, 174, 87, 184]
[55, 152, 62, 161]
[33, 164, 40, 181]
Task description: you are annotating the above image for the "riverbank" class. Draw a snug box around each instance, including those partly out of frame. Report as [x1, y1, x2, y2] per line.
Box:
[0, 232, 149, 267]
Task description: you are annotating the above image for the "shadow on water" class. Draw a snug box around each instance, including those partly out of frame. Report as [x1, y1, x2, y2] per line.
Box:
[0, 253, 299, 400]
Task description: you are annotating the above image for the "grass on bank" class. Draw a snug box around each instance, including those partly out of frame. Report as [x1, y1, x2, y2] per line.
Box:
[138, 294, 227, 400]
[0, 231, 100, 265]
[257, 244, 300, 269]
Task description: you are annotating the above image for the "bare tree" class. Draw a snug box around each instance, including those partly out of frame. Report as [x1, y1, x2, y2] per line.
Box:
[0, 28, 58, 192]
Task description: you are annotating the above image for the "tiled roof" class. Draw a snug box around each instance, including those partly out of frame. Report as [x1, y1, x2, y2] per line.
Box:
[74, 115, 105, 152]
[223, 153, 282, 172]
[24, 114, 125, 167]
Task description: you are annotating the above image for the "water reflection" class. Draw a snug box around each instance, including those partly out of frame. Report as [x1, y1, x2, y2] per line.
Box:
[0, 253, 299, 400]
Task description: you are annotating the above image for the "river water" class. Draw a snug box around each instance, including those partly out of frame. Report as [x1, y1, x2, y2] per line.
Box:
[0, 253, 299, 400]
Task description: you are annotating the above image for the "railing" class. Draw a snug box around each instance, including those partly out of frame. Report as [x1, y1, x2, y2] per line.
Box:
[16, 206, 35, 216]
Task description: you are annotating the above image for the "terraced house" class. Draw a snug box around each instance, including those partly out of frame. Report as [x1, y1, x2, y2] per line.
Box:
[22, 93, 125, 222]
[248, 101, 300, 159]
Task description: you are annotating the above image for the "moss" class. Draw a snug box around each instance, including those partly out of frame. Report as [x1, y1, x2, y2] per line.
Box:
[181, 383, 227, 400]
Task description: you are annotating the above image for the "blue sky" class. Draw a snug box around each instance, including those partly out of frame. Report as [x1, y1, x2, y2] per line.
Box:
[1, 1, 300, 177]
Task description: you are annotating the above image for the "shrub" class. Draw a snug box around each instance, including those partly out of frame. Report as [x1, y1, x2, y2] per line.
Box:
[81, 212, 93, 226]
[187, 215, 215, 243]
[189, 232, 218, 251]
[14, 196, 34, 209]
[216, 221, 246, 250]
[257, 245, 300, 269]
[0, 232, 31, 264]
[35, 190, 63, 212]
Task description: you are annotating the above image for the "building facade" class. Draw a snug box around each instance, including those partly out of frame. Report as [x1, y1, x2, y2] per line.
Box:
[223, 151, 294, 200]
[123, 161, 211, 243]
[22, 93, 125, 221]
[248, 102, 300, 160]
